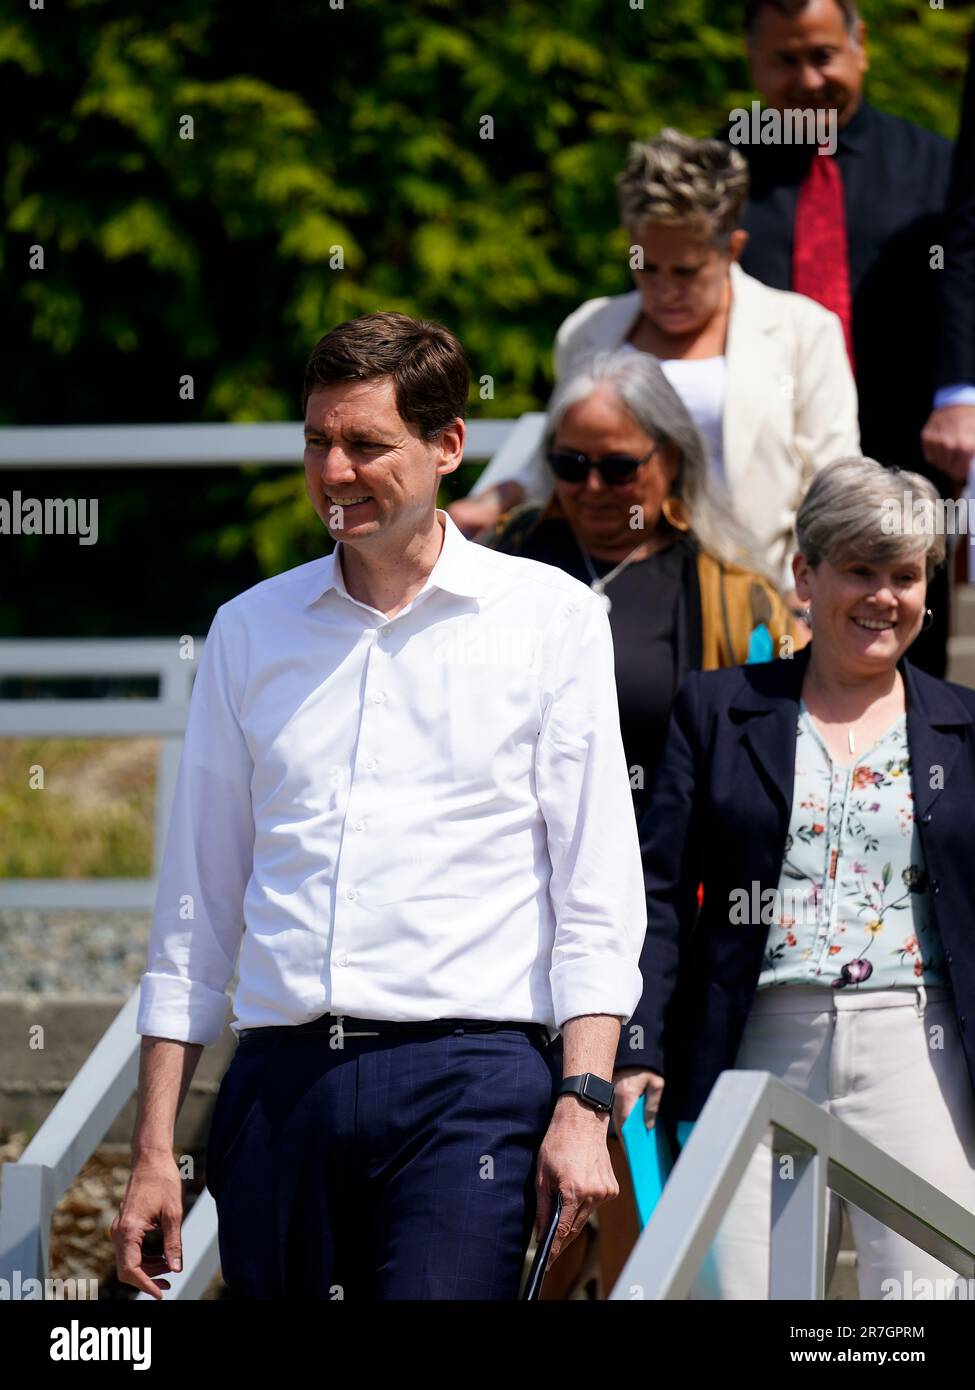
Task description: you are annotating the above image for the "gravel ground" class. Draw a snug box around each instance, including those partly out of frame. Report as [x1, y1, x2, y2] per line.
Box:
[0, 910, 152, 994]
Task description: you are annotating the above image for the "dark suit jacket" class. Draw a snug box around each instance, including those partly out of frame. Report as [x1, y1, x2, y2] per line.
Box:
[937, 27, 975, 388]
[620, 645, 975, 1127]
[733, 100, 955, 678]
[737, 101, 954, 479]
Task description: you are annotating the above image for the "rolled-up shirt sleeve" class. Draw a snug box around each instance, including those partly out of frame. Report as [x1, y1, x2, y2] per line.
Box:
[536, 589, 646, 1028]
[137, 606, 255, 1044]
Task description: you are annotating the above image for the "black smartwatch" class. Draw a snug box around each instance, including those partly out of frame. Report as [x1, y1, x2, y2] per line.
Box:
[558, 1072, 615, 1114]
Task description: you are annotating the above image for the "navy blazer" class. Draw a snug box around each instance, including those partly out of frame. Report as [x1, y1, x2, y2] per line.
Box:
[621, 645, 975, 1125]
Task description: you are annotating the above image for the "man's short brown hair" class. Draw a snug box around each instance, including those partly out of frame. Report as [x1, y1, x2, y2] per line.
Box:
[302, 311, 469, 439]
[744, 0, 859, 38]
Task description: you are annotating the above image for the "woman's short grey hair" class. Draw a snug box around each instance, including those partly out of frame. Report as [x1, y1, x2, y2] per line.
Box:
[796, 456, 946, 580]
[617, 129, 750, 247]
[543, 349, 774, 579]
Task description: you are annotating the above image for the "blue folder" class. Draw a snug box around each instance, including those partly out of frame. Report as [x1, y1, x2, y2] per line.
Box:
[746, 622, 774, 664]
[621, 1099, 695, 1229]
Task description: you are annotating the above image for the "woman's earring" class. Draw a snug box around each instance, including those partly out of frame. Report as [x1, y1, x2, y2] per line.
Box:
[921, 607, 934, 631]
[660, 495, 690, 531]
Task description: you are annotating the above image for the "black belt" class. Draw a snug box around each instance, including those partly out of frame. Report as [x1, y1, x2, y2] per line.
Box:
[237, 1013, 551, 1046]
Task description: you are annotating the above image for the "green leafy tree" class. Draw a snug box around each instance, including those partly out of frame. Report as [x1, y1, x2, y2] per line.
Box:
[1, 0, 970, 630]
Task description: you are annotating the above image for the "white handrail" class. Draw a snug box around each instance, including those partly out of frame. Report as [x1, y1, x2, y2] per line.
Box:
[610, 1070, 975, 1300]
[0, 419, 512, 468]
[0, 637, 202, 912]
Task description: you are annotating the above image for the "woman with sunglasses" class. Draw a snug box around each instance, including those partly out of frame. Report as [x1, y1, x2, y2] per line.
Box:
[451, 128, 859, 606]
[481, 347, 798, 1297]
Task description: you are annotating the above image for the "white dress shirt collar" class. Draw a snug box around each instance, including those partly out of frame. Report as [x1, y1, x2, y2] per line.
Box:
[301, 507, 487, 610]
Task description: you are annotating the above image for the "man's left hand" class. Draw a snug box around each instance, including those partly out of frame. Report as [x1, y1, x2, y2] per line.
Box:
[533, 1096, 618, 1268]
[921, 405, 975, 481]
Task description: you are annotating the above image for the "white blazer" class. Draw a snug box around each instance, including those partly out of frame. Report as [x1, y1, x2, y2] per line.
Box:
[472, 262, 860, 586]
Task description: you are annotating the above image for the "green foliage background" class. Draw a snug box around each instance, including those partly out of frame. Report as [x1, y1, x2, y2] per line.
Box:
[1, 0, 971, 631]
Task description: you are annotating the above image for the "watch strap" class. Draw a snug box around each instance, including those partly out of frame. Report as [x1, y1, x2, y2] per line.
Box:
[559, 1072, 615, 1113]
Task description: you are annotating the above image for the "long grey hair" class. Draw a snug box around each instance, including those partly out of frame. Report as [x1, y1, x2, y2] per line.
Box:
[542, 349, 775, 581]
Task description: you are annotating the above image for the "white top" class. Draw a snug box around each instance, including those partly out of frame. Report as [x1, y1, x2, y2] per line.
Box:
[659, 355, 727, 485]
[620, 345, 728, 485]
[136, 509, 646, 1045]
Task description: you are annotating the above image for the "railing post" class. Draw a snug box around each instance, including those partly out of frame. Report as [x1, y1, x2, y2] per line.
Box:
[769, 1131, 827, 1299]
[0, 1161, 54, 1285]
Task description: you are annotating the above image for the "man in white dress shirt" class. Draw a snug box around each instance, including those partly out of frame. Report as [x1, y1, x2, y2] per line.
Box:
[112, 312, 646, 1301]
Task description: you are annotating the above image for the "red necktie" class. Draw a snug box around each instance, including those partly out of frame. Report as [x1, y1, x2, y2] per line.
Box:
[791, 151, 855, 373]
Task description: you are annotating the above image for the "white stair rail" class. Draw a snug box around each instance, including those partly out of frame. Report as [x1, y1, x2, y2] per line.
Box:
[610, 1070, 975, 1301]
[0, 420, 511, 469]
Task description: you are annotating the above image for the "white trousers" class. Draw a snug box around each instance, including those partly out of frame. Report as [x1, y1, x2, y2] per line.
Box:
[688, 985, 975, 1300]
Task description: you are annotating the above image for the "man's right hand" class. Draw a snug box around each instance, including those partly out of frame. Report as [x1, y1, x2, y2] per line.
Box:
[921, 404, 975, 482]
[612, 1066, 665, 1136]
[111, 1152, 184, 1300]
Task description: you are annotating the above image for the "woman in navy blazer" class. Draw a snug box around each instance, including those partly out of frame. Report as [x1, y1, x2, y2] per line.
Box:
[615, 456, 975, 1299]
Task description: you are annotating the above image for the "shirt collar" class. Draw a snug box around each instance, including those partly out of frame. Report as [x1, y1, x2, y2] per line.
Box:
[301, 508, 487, 608]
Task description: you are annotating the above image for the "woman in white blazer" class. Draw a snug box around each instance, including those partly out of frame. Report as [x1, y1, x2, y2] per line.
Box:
[451, 130, 860, 596]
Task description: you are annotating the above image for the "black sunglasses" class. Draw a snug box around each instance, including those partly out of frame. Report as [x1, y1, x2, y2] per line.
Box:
[546, 446, 659, 486]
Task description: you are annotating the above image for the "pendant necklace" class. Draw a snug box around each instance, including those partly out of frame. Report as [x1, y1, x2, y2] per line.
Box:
[847, 710, 870, 756]
[577, 537, 650, 613]
[809, 682, 868, 756]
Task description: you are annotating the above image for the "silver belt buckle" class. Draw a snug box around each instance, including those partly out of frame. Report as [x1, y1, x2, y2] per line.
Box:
[335, 1015, 381, 1039]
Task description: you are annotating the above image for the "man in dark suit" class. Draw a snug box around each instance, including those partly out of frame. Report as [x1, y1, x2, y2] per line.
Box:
[923, 26, 975, 487]
[734, 0, 968, 674]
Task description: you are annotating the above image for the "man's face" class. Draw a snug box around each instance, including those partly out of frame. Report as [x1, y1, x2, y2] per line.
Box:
[747, 0, 868, 129]
[303, 377, 460, 548]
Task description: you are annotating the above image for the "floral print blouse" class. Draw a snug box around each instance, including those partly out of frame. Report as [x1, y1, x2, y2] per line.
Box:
[758, 705, 949, 991]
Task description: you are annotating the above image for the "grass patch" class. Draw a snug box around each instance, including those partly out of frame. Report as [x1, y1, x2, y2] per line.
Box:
[0, 739, 156, 877]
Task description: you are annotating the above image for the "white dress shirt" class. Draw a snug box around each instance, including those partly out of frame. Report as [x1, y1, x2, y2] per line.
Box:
[137, 509, 646, 1045]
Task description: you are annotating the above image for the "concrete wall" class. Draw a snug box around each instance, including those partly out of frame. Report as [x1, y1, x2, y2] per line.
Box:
[0, 995, 236, 1147]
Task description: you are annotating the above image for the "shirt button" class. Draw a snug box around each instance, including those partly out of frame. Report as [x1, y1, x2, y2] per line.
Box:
[372, 691, 386, 704]
[932, 881, 941, 895]
[337, 954, 349, 967]
[364, 758, 377, 771]
[353, 820, 366, 832]
[345, 887, 359, 901]
[381, 626, 393, 637]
